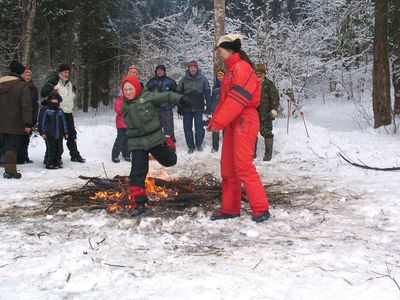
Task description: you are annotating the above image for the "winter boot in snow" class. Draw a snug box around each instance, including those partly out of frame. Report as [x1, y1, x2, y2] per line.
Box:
[251, 210, 270, 223]
[210, 211, 240, 221]
[3, 151, 20, 179]
[128, 186, 148, 217]
[263, 138, 273, 161]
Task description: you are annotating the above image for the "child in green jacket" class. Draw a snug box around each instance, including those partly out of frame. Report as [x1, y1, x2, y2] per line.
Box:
[121, 75, 190, 216]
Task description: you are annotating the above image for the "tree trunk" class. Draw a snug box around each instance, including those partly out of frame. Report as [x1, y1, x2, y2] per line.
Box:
[390, 0, 400, 114]
[373, 0, 392, 128]
[21, 0, 37, 65]
[83, 68, 89, 113]
[213, 0, 225, 75]
[65, 0, 75, 66]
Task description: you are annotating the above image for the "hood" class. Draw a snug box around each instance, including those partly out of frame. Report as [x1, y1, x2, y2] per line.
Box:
[0, 75, 21, 95]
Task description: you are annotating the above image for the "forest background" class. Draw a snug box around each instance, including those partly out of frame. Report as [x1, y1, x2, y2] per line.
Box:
[0, 0, 399, 130]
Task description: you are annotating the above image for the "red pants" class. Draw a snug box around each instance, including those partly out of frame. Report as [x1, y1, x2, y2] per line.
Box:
[220, 114, 269, 214]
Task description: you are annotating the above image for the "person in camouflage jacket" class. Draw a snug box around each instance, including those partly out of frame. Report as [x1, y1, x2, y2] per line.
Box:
[255, 64, 280, 161]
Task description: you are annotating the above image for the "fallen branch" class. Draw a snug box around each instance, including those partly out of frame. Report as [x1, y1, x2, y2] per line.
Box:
[371, 263, 400, 293]
[339, 153, 400, 171]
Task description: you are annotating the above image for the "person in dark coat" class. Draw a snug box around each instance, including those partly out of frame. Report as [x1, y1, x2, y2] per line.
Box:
[177, 60, 211, 153]
[146, 65, 178, 142]
[210, 70, 225, 153]
[17, 66, 39, 164]
[41, 64, 85, 163]
[39, 91, 68, 169]
[0, 61, 32, 179]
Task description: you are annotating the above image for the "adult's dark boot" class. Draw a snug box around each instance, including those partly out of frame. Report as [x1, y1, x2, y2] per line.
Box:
[263, 138, 273, 161]
[4, 150, 17, 174]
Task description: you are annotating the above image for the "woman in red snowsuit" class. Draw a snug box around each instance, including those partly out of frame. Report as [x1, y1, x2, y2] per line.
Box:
[208, 34, 270, 223]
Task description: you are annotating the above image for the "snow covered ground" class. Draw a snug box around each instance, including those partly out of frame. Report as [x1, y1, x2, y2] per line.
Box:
[0, 97, 399, 300]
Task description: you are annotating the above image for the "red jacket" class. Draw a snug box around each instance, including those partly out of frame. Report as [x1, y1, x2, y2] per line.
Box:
[209, 52, 260, 130]
[114, 93, 127, 129]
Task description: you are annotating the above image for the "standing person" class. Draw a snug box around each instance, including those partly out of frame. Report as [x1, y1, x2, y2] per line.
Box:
[177, 60, 211, 154]
[41, 64, 85, 163]
[111, 66, 140, 163]
[17, 66, 39, 164]
[255, 63, 280, 161]
[207, 34, 270, 223]
[0, 61, 32, 179]
[210, 70, 225, 153]
[146, 65, 178, 142]
[121, 75, 190, 216]
[39, 91, 68, 169]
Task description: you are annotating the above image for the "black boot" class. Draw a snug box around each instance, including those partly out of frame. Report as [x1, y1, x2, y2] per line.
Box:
[210, 211, 240, 221]
[129, 204, 146, 217]
[263, 138, 273, 161]
[251, 210, 270, 223]
[3, 172, 22, 179]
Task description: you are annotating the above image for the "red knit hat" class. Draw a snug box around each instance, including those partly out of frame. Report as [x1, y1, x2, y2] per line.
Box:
[121, 75, 142, 98]
[188, 60, 198, 68]
[24, 66, 32, 74]
[128, 65, 139, 73]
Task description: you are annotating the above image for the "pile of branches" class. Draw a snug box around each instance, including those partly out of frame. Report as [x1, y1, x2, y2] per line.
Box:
[45, 174, 223, 216]
[44, 173, 321, 218]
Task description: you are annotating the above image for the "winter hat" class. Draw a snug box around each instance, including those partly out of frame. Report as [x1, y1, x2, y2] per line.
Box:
[216, 34, 242, 52]
[121, 75, 142, 98]
[24, 66, 32, 75]
[128, 65, 139, 73]
[155, 64, 166, 72]
[9, 61, 25, 75]
[216, 70, 225, 77]
[255, 64, 267, 74]
[188, 61, 198, 68]
[58, 63, 71, 73]
[47, 90, 63, 103]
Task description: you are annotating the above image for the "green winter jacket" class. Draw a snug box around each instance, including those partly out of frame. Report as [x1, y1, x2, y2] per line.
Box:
[122, 89, 181, 151]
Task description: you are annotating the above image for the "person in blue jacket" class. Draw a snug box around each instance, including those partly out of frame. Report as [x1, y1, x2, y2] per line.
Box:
[146, 65, 178, 142]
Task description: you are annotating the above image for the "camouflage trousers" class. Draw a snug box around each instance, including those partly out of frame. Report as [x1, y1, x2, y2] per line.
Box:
[259, 115, 274, 138]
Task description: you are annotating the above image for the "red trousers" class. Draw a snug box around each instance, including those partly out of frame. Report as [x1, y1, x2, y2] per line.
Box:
[220, 114, 269, 214]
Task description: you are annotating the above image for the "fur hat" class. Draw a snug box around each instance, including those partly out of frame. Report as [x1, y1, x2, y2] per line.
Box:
[216, 70, 225, 77]
[58, 63, 71, 73]
[121, 75, 142, 98]
[216, 34, 243, 52]
[188, 61, 198, 68]
[47, 90, 63, 103]
[9, 61, 25, 75]
[255, 64, 267, 74]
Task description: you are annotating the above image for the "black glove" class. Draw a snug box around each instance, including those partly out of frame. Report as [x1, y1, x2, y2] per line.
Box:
[179, 95, 191, 108]
[48, 76, 59, 87]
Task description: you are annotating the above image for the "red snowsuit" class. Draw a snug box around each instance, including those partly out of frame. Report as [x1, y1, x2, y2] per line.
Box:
[208, 53, 269, 214]
[114, 92, 127, 129]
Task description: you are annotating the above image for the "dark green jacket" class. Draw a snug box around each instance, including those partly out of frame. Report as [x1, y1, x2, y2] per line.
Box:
[122, 89, 181, 150]
[258, 78, 280, 123]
